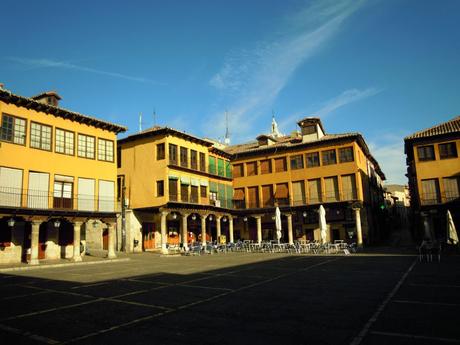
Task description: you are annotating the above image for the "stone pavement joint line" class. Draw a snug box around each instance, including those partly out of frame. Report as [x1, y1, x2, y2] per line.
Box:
[393, 300, 460, 307]
[349, 258, 417, 345]
[370, 331, 460, 344]
[61, 257, 340, 344]
[0, 323, 60, 344]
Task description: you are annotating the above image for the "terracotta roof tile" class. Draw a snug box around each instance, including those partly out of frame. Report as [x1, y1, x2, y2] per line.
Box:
[405, 115, 460, 140]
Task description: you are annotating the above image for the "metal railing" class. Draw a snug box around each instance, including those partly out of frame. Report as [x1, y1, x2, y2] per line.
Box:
[0, 187, 118, 212]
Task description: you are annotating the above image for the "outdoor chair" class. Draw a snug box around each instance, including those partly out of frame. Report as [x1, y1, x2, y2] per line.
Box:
[418, 241, 441, 262]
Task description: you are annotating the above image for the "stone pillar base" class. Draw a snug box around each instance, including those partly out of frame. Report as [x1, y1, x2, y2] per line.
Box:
[29, 259, 39, 266]
[72, 256, 82, 262]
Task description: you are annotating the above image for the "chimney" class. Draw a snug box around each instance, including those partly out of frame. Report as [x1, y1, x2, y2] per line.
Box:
[31, 91, 62, 107]
[297, 117, 325, 143]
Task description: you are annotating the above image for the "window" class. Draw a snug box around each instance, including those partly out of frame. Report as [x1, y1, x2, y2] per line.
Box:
[98, 138, 114, 162]
[262, 185, 274, 207]
[199, 152, 206, 172]
[439, 142, 458, 159]
[324, 176, 339, 201]
[292, 181, 306, 205]
[290, 155, 304, 170]
[191, 185, 199, 203]
[169, 178, 178, 201]
[247, 186, 259, 208]
[209, 156, 216, 174]
[260, 159, 272, 174]
[156, 180, 164, 197]
[1, 114, 26, 145]
[342, 174, 357, 200]
[308, 179, 322, 203]
[322, 149, 337, 165]
[191, 150, 198, 170]
[180, 147, 188, 168]
[246, 161, 257, 176]
[275, 183, 289, 205]
[181, 184, 189, 202]
[217, 158, 225, 176]
[233, 164, 244, 177]
[421, 179, 440, 205]
[77, 134, 95, 159]
[339, 147, 354, 163]
[274, 157, 287, 172]
[55, 129, 75, 155]
[225, 161, 232, 178]
[157, 143, 165, 160]
[169, 144, 178, 165]
[417, 145, 435, 161]
[117, 146, 121, 168]
[30, 122, 52, 151]
[53, 180, 73, 209]
[306, 152, 320, 168]
[200, 185, 207, 198]
[443, 177, 459, 201]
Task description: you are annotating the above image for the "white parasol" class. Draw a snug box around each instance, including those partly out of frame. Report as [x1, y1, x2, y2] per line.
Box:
[447, 210, 458, 245]
[319, 205, 327, 244]
[275, 206, 282, 244]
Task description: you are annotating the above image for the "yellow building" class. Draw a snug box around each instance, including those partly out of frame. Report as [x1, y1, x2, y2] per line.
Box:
[117, 127, 234, 253]
[225, 117, 386, 245]
[0, 86, 126, 265]
[404, 115, 460, 240]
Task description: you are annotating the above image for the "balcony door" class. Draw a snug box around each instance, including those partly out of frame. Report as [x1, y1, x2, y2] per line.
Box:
[53, 180, 73, 209]
[0, 167, 23, 207]
[28, 172, 49, 209]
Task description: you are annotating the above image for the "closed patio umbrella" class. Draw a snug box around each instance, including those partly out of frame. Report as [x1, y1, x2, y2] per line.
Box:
[447, 210, 458, 245]
[275, 206, 282, 244]
[319, 205, 327, 244]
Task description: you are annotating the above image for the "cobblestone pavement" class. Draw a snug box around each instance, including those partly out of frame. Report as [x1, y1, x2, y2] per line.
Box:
[0, 252, 459, 345]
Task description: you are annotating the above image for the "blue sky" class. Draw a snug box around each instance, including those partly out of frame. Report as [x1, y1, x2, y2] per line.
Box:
[2, 0, 460, 184]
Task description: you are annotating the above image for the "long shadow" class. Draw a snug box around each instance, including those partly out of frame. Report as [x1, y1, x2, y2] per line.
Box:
[1, 253, 449, 345]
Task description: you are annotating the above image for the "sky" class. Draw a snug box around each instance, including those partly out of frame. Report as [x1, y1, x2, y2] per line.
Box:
[1, 0, 460, 185]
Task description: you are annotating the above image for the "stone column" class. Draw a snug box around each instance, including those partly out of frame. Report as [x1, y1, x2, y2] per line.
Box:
[72, 221, 83, 262]
[201, 215, 207, 247]
[228, 216, 234, 243]
[287, 214, 293, 245]
[161, 211, 168, 254]
[255, 215, 262, 244]
[216, 215, 222, 240]
[29, 220, 42, 265]
[107, 222, 117, 259]
[181, 213, 189, 251]
[355, 208, 363, 247]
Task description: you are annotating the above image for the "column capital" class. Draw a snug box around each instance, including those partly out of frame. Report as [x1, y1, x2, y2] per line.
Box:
[252, 214, 263, 219]
[181, 213, 190, 219]
[31, 219, 43, 227]
[215, 215, 222, 221]
[72, 221, 84, 227]
[161, 211, 169, 217]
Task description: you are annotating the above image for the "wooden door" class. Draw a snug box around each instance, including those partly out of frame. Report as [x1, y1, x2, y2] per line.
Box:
[38, 226, 47, 260]
[142, 223, 155, 250]
[102, 228, 108, 250]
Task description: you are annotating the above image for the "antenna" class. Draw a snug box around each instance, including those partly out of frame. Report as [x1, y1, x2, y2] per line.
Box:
[224, 110, 230, 145]
[153, 108, 156, 127]
[139, 112, 142, 132]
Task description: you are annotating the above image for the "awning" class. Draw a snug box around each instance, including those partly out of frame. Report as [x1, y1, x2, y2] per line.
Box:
[180, 176, 190, 185]
[233, 189, 245, 200]
[200, 180, 209, 187]
[54, 174, 74, 182]
[275, 184, 289, 198]
[191, 178, 199, 186]
[168, 174, 179, 180]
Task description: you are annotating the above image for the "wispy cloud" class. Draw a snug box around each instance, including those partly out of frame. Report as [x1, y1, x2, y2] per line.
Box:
[277, 87, 381, 133]
[6, 57, 163, 85]
[206, 0, 366, 142]
[315, 87, 382, 118]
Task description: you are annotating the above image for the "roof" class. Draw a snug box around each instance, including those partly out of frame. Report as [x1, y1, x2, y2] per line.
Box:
[404, 115, 460, 141]
[0, 88, 126, 134]
[31, 90, 62, 100]
[225, 132, 386, 180]
[118, 126, 214, 147]
[296, 117, 326, 134]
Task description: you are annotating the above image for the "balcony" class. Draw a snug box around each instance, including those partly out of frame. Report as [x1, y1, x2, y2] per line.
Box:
[0, 187, 117, 213]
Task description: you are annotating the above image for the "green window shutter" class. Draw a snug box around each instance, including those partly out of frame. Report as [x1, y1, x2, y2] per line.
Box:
[209, 156, 216, 175]
[225, 161, 232, 178]
[218, 183, 226, 207]
[226, 185, 233, 208]
[209, 181, 218, 192]
[217, 158, 224, 176]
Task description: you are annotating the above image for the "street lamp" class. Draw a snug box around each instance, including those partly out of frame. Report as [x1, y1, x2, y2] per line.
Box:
[7, 218, 15, 227]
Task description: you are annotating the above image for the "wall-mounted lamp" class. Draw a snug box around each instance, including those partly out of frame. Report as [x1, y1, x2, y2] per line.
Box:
[7, 218, 15, 227]
[54, 219, 61, 228]
[271, 215, 276, 220]
[172, 213, 177, 220]
[223, 217, 227, 222]
[243, 216, 248, 222]
[191, 214, 197, 221]
[92, 220, 99, 229]
[302, 211, 307, 217]
[209, 215, 213, 221]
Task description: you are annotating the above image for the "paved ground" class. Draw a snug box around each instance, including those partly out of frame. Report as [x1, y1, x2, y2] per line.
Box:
[0, 251, 459, 345]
